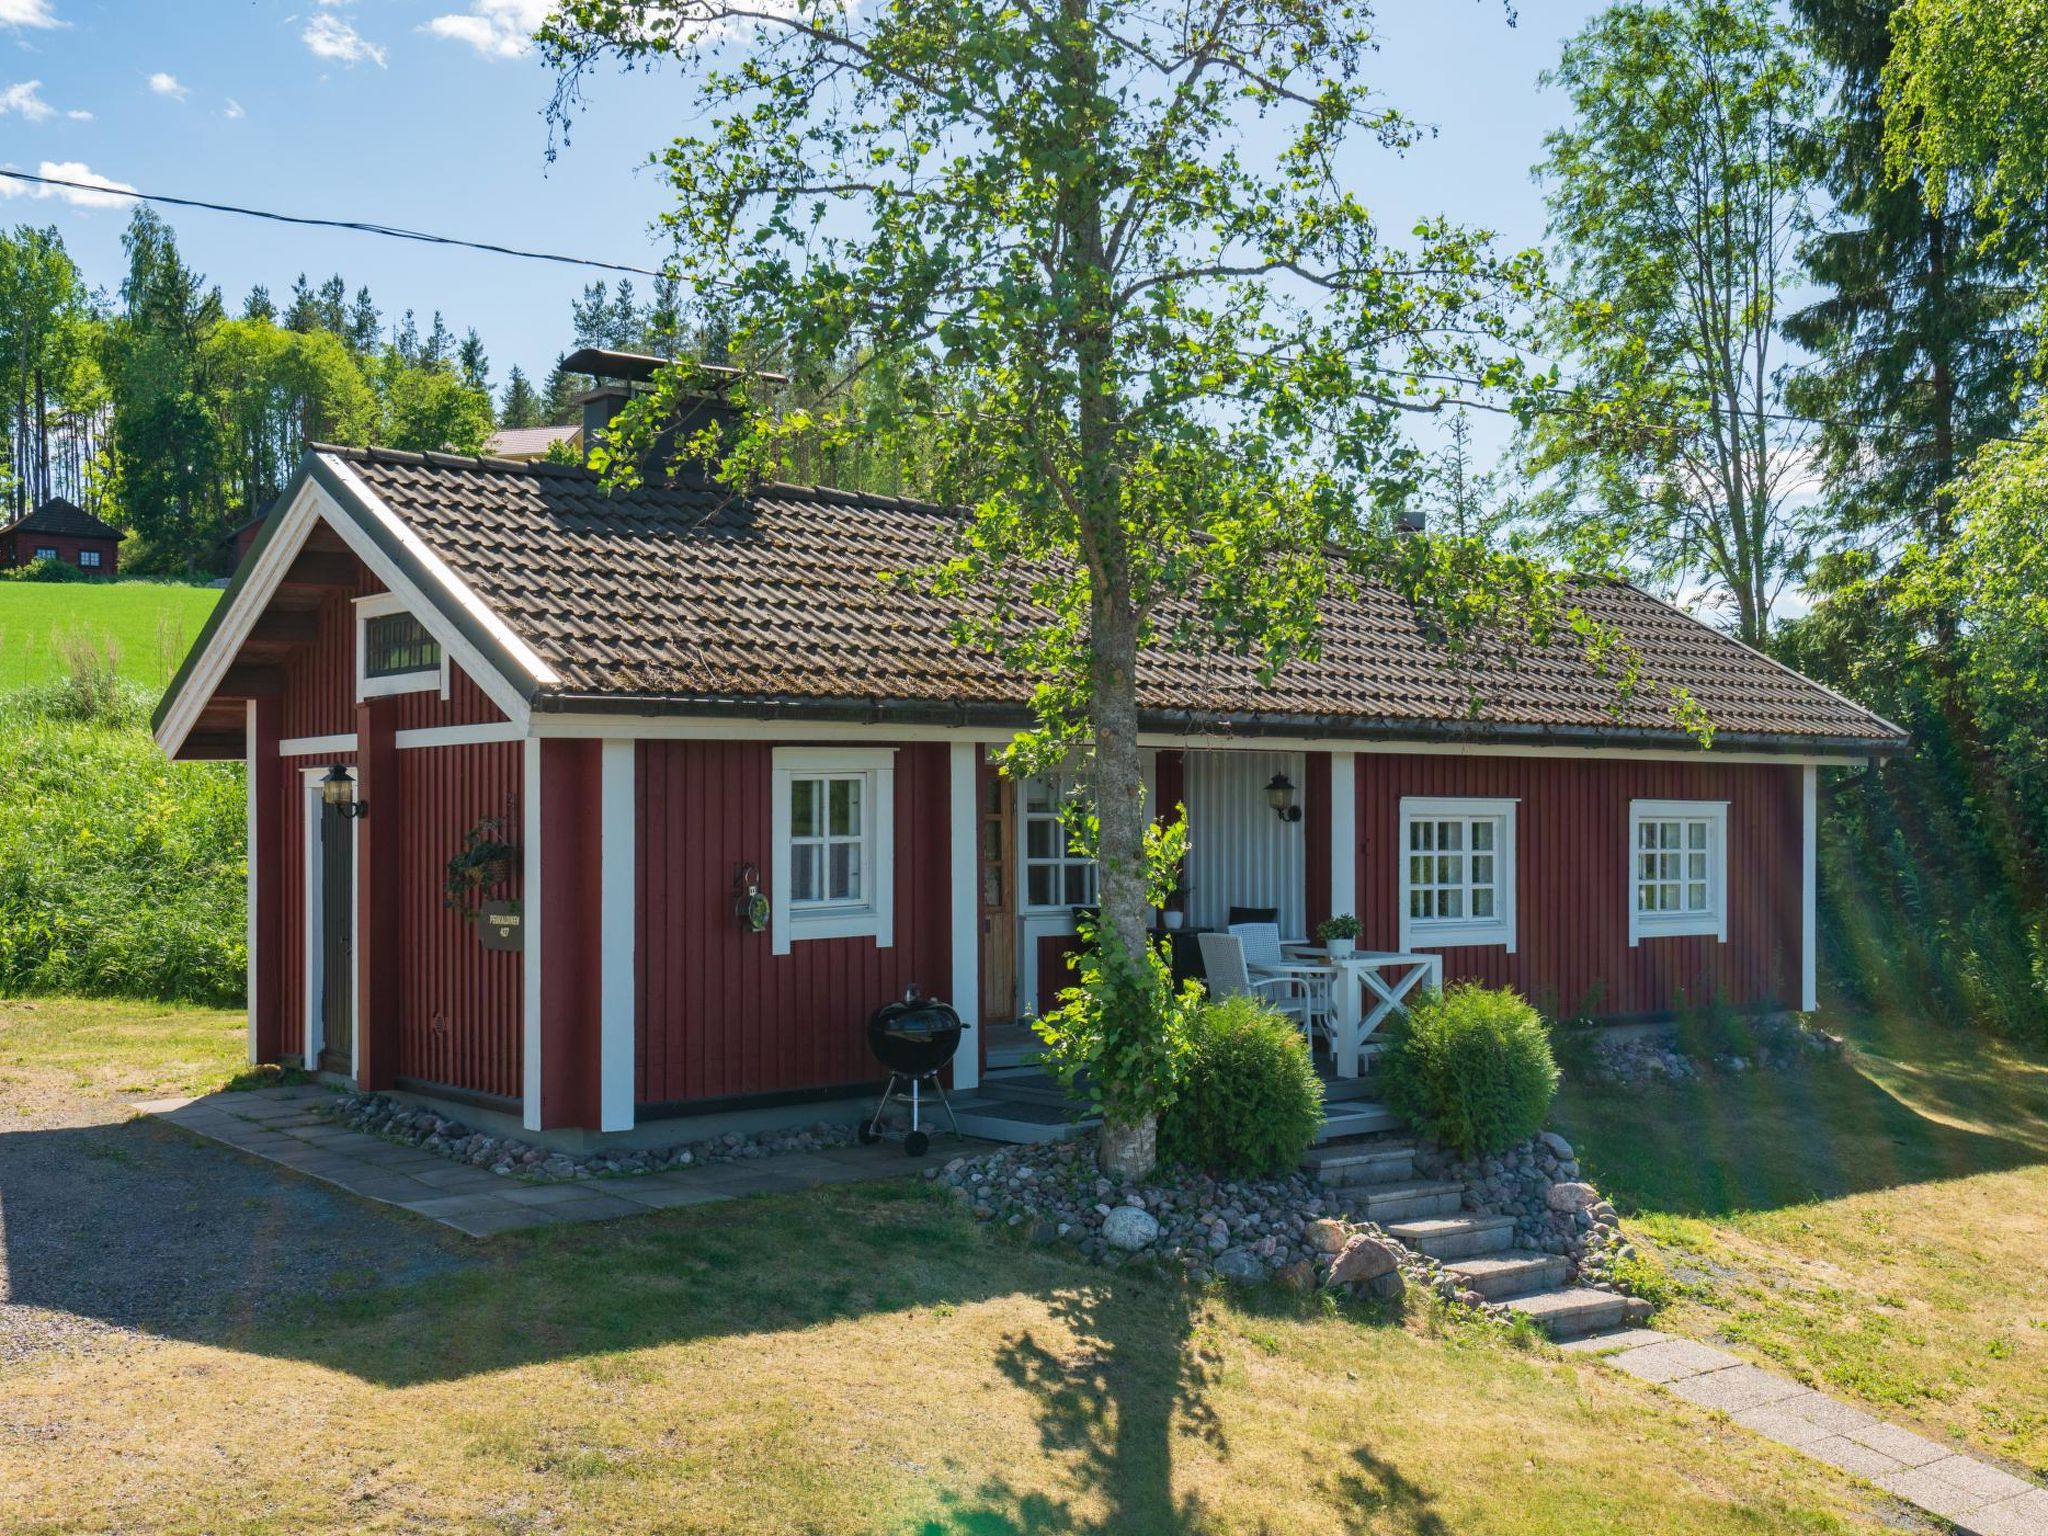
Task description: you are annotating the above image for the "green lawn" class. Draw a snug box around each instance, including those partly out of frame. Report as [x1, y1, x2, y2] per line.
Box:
[0, 580, 219, 690]
[1557, 1009, 2048, 1477]
[0, 998, 1903, 1535]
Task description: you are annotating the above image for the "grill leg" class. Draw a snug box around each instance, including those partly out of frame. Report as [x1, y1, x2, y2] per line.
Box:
[909, 1075, 921, 1133]
[930, 1076, 961, 1139]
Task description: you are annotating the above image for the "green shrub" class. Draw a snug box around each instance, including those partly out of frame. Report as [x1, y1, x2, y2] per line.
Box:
[1159, 994, 1325, 1175]
[1672, 989, 1756, 1060]
[0, 681, 245, 1004]
[0, 555, 93, 583]
[1376, 983, 1559, 1157]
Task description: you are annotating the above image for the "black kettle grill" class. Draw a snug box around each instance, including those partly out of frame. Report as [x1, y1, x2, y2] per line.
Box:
[859, 986, 968, 1157]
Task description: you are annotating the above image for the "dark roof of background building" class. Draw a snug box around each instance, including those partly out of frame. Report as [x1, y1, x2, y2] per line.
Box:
[3, 495, 122, 542]
[312, 444, 1905, 750]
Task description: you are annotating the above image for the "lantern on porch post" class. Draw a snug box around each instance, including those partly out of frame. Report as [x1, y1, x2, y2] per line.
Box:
[320, 765, 369, 819]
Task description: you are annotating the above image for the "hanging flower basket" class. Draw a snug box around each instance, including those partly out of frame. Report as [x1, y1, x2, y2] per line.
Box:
[445, 811, 521, 919]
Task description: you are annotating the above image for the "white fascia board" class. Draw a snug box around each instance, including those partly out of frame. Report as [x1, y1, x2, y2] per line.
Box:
[314, 455, 544, 728]
[155, 481, 325, 760]
[528, 711, 1871, 767]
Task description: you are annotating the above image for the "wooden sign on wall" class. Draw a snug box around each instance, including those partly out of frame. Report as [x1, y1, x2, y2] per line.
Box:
[477, 900, 523, 952]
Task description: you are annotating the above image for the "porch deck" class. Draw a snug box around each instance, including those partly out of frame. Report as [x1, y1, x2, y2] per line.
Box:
[950, 1060, 1403, 1147]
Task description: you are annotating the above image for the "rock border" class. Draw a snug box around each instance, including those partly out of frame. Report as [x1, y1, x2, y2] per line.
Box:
[321, 1091, 855, 1182]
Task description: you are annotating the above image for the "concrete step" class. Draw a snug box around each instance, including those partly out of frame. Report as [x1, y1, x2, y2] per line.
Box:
[1321, 1074, 1381, 1103]
[977, 1068, 1073, 1107]
[1445, 1249, 1571, 1301]
[1345, 1180, 1463, 1223]
[985, 1045, 1043, 1071]
[1503, 1287, 1629, 1340]
[950, 1096, 1094, 1144]
[1301, 1143, 1416, 1188]
[1313, 1103, 1403, 1142]
[1386, 1213, 1516, 1261]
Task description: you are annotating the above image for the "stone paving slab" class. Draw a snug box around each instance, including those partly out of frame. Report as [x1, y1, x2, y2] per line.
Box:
[1581, 1329, 2048, 1533]
[139, 1087, 967, 1239]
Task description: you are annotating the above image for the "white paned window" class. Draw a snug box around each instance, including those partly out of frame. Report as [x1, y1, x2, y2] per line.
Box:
[32, 545, 57, 561]
[354, 592, 448, 700]
[1398, 797, 1517, 951]
[788, 774, 866, 908]
[771, 747, 896, 954]
[78, 549, 102, 569]
[1022, 773, 1097, 910]
[1629, 800, 1728, 944]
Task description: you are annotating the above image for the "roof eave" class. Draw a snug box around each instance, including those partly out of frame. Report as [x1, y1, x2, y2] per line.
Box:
[527, 687, 1907, 756]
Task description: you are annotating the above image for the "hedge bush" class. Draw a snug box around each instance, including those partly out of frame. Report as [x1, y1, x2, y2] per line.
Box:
[1159, 994, 1325, 1175]
[1376, 983, 1558, 1157]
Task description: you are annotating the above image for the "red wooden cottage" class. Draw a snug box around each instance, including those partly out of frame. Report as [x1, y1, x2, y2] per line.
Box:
[152, 366, 1905, 1145]
[2, 495, 121, 574]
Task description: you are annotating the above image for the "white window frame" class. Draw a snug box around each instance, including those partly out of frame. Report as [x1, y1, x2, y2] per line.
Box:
[771, 747, 896, 956]
[32, 545, 58, 562]
[1398, 796, 1518, 953]
[1628, 799, 1728, 945]
[1020, 771, 1099, 913]
[354, 591, 450, 701]
[77, 548, 102, 569]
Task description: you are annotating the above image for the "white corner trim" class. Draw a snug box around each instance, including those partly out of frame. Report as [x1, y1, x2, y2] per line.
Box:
[1801, 766, 1818, 1012]
[522, 736, 544, 1132]
[1329, 750, 1358, 923]
[599, 738, 637, 1132]
[1397, 796, 1519, 954]
[301, 770, 325, 1070]
[948, 742, 980, 1091]
[321, 453, 560, 690]
[1627, 799, 1730, 947]
[769, 746, 897, 957]
[244, 702, 260, 1067]
[394, 721, 527, 751]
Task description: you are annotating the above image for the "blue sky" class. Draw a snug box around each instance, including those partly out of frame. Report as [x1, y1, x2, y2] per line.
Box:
[1, 0, 1604, 427]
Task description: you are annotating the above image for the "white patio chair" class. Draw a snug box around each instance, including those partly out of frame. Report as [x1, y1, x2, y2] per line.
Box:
[1229, 921, 1333, 1042]
[1199, 931, 1314, 1042]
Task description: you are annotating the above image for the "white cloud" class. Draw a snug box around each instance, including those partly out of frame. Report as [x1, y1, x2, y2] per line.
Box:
[148, 71, 188, 100]
[66, 107, 90, 120]
[222, 97, 243, 119]
[425, 0, 552, 60]
[0, 1, 61, 29]
[0, 159, 139, 209]
[303, 12, 387, 67]
[0, 79, 53, 120]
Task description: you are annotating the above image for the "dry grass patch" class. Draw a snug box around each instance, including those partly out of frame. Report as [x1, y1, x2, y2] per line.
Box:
[0, 1188, 1900, 1535]
[1558, 1009, 2048, 1477]
[0, 997, 245, 1122]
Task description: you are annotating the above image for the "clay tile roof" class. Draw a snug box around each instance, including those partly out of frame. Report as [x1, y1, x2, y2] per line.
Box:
[315, 444, 1905, 750]
[4, 495, 122, 542]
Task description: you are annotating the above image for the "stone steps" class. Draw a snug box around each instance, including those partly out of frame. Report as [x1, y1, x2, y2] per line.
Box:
[1386, 1213, 1516, 1261]
[1502, 1287, 1630, 1339]
[1313, 1103, 1404, 1142]
[1343, 1179, 1463, 1223]
[1446, 1249, 1571, 1301]
[1302, 1143, 1416, 1188]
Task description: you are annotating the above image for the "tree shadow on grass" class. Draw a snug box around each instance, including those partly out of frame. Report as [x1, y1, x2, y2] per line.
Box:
[1553, 1010, 2048, 1220]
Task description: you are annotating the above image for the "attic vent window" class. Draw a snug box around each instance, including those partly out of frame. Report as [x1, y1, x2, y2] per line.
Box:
[365, 612, 439, 678]
[355, 593, 447, 700]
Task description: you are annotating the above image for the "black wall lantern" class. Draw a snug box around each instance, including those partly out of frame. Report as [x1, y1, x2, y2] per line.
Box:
[321, 764, 369, 820]
[1265, 772, 1302, 824]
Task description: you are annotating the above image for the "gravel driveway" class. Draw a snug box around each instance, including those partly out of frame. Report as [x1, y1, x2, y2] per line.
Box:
[0, 1085, 472, 1365]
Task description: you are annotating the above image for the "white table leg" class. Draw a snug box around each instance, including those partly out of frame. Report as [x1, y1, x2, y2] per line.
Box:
[1333, 964, 1363, 1078]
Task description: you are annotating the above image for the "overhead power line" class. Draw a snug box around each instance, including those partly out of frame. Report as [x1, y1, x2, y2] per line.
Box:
[0, 168, 664, 278]
[3, 165, 2033, 449]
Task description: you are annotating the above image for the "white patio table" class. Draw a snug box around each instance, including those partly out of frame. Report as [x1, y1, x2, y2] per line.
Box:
[1281, 945, 1444, 1077]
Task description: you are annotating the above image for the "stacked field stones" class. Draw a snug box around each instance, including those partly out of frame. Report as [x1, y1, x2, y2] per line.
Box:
[323, 1091, 853, 1182]
[926, 1135, 1472, 1307]
[1412, 1130, 1639, 1290]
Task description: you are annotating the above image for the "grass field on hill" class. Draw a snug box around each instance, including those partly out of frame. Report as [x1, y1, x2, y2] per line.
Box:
[0, 581, 220, 690]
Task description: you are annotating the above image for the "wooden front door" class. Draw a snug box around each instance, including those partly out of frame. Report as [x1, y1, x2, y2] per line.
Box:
[319, 800, 354, 1075]
[980, 766, 1017, 1024]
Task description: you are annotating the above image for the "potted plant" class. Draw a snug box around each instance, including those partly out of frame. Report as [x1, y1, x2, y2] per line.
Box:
[1316, 913, 1362, 958]
[445, 812, 521, 919]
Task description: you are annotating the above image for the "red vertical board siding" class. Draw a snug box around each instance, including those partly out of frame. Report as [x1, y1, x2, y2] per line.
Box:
[394, 740, 525, 1100]
[1354, 753, 1800, 1016]
[539, 738, 604, 1128]
[633, 740, 954, 1105]
[1303, 751, 1332, 937]
[277, 557, 506, 739]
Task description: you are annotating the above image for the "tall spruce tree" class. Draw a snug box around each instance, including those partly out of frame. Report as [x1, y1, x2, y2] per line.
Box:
[499, 365, 542, 428]
[1785, 0, 2033, 559]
